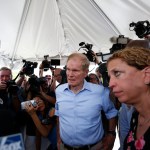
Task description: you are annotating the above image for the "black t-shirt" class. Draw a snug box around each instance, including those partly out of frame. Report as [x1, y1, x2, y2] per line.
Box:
[0, 90, 20, 136]
[0, 90, 11, 109]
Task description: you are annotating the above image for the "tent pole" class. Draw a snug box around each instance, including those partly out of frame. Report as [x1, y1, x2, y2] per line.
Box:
[11, 0, 31, 63]
[89, 0, 121, 35]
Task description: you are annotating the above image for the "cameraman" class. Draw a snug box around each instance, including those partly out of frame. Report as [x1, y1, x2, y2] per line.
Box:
[0, 67, 22, 136]
[38, 76, 56, 105]
[39, 61, 63, 90]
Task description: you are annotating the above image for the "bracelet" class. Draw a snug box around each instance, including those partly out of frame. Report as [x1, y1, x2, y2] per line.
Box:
[107, 130, 116, 136]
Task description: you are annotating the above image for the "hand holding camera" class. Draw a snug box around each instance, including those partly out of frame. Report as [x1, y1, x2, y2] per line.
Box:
[0, 81, 7, 90]
[21, 100, 38, 117]
[22, 98, 46, 116]
[21, 100, 38, 109]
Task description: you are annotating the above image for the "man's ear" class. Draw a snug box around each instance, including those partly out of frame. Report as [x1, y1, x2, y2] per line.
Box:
[144, 66, 150, 85]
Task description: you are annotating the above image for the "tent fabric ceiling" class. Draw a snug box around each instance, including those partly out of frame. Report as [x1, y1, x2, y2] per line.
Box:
[0, 0, 150, 69]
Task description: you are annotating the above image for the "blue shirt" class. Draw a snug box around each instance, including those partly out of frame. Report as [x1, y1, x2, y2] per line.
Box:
[55, 80, 118, 146]
[119, 104, 135, 150]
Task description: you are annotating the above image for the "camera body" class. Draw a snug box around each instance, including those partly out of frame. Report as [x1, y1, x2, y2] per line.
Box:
[79, 42, 95, 62]
[116, 35, 129, 44]
[85, 50, 96, 62]
[22, 60, 38, 76]
[129, 20, 150, 38]
[42, 55, 51, 71]
[110, 35, 129, 53]
[6, 80, 19, 94]
[28, 75, 47, 94]
[21, 100, 38, 109]
[42, 55, 60, 71]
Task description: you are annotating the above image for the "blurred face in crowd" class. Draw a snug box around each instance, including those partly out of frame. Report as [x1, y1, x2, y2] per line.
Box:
[95, 67, 102, 79]
[88, 73, 99, 84]
[34, 97, 45, 112]
[66, 56, 88, 89]
[45, 75, 52, 85]
[0, 69, 12, 82]
[107, 58, 147, 105]
[53, 68, 62, 83]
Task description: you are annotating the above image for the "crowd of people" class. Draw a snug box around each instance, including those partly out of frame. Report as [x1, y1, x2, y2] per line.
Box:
[0, 41, 150, 150]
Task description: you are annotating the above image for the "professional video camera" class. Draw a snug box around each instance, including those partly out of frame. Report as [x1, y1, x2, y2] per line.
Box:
[109, 35, 129, 53]
[129, 20, 150, 38]
[98, 35, 130, 62]
[41, 55, 61, 71]
[22, 60, 38, 76]
[78, 42, 96, 62]
[4, 60, 38, 94]
[42, 55, 51, 71]
[28, 75, 47, 95]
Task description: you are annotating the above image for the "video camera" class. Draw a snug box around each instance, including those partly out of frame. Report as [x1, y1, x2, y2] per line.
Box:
[109, 35, 129, 53]
[42, 55, 51, 71]
[4, 60, 38, 94]
[98, 35, 129, 62]
[78, 42, 96, 62]
[42, 55, 60, 71]
[129, 20, 150, 38]
[22, 60, 38, 76]
[28, 75, 47, 95]
[96, 35, 129, 87]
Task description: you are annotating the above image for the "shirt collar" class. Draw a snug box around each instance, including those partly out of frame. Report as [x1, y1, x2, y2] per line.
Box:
[63, 80, 92, 92]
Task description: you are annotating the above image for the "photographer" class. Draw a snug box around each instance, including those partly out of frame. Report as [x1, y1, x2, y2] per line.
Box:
[0, 67, 22, 136]
[39, 54, 68, 90]
[23, 75, 56, 150]
[38, 76, 56, 104]
[39, 60, 63, 90]
[24, 97, 57, 150]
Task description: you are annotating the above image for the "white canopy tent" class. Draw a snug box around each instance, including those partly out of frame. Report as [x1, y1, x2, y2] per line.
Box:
[0, 0, 150, 70]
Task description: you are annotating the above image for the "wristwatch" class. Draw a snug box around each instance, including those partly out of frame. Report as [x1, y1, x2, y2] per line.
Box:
[107, 130, 116, 136]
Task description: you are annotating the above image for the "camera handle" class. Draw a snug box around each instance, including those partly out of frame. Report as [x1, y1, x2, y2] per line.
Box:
[12, 72, 21, 82]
